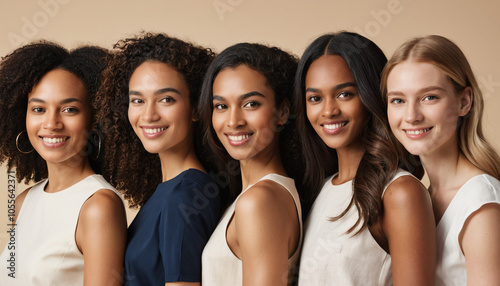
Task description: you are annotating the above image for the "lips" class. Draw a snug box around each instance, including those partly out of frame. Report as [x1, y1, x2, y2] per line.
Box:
[226, 133, 253, 146]
[141, 126, 168, 138]
[404, 127, 432, 135]
[403, 127, 433, 139]
[39, 136, 69, 147]
[321, 121, 347, 134]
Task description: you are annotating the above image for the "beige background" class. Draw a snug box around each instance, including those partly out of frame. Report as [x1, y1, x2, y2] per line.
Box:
[1, 0, 499, 249]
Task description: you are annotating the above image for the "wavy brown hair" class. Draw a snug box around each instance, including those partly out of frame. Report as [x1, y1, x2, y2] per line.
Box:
[293, 32, 424, 233]
[381, 35, 500, 180]
[95, 32, 215, 208]
[0, 41, 108, 184]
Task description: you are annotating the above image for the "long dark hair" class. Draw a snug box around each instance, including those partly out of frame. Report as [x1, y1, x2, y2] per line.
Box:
[293, 31, 424, 233]
[198, 43, 302, 207]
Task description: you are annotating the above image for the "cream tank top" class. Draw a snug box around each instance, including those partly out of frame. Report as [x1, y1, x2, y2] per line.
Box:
[201, 173, 303, 285]
[298, 169, 412, 286]
[0, 174, 120, 286]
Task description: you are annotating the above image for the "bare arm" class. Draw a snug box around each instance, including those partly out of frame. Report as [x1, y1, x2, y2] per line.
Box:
[460, 203, 500, 285]
[382, 176, 436, 286]
[76, 189, 127, 286]
[234, 181, 299, 286]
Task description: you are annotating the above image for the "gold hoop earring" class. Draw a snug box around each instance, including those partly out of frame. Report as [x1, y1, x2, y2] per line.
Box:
[16, 131, 34, 154]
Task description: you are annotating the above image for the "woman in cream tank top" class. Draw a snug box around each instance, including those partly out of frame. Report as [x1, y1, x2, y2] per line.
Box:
[198, 43, 304, 285]
[0, 42, 126, 285]
[382, 35, 500, 285]
[293, 32, 436, 285]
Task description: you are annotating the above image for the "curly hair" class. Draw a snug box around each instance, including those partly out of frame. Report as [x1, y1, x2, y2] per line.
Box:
[293, 32, 424, 234]
[95, 32, 215, 208]
[0, 41, 108, 184]
[197, 43, 303, 206]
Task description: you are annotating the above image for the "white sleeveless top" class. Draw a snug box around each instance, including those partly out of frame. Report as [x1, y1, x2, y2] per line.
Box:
[435, 174, 500, 286]
[298, 169, 412, 286]
[201, 173, 303, 286]
[0, 174, 120, 286]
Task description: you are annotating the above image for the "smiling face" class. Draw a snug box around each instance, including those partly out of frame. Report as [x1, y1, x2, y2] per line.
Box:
[386, 60, 471, 158]
[211, 64, 284, 162]
[305, 55, 367, 152]
[127, 61, 194, 156]
[26, 68, 91, 166]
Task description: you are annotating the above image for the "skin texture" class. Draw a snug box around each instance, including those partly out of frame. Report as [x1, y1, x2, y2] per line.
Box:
[212, 65, 299, 286]
[19, 69, 127, 286]
[306, 55, 436, 285]
[128, 61, 205, 286]
[387, 60, 500, 284]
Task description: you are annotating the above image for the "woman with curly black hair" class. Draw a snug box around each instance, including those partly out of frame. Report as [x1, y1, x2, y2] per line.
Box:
[199, 43, 303, 286]
[95, 32, 220, 286]
[0, 42, 127, 286]
[294, 32, 436, 285]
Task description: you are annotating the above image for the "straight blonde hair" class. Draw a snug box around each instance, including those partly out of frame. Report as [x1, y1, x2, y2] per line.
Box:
[381, 35, 500, 180]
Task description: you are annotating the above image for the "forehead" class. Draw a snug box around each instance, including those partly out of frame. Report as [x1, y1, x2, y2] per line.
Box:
[387, 61, 451, 91]
[129, 61, 187, 89]
[213, 65, 274, 99]
[28, 68, 88, 102]
[306, 55, 355, 85]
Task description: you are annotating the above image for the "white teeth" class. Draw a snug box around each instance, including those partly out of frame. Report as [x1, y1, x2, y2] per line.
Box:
[405, 128, 431, 135]
[42, 137, 67, 144]
[144, 127, 167, 134]
[323, 122, 346, 130]
[228, 134, 251, 141]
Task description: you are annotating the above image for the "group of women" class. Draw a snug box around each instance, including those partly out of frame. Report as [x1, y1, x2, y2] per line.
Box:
[0, 30, 498, 286]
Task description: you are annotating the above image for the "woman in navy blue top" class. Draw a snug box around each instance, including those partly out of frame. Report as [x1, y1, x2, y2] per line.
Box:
[96, 32, 220, 285]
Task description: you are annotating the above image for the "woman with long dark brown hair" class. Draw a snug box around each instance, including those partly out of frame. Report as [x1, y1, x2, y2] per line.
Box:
[295, 32, 436, 285]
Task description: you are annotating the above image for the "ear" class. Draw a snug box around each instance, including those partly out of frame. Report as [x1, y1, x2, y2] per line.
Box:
[277, 100, 290, 125]
[458, 87, 473, 117]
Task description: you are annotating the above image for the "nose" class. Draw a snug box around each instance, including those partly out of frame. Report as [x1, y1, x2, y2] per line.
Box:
[404, 102, 423, 123]
[321, 97, 340, 118]
[227, 107, 245, 128]
[143, 102, 160, 122]
[42, 110, 63, 130]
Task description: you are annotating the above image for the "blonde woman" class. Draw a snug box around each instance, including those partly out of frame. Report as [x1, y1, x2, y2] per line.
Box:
[382, 35, 500, 285]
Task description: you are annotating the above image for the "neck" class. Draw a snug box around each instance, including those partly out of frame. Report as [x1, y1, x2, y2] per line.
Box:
[45, 157, 95, 193]
[421, 143, 481, 195]
[159, 143, 204, 182]
[334, 145, 365, 185]
[239, 142, 286, 190]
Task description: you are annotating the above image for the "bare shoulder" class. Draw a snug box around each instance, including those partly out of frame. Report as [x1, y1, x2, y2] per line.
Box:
[236, 180, 293, 215]
[79, 189, 125, 223]
[383, 175, 430, 208]
[462, 202, 500, 241]
[460, 203, 500, 284]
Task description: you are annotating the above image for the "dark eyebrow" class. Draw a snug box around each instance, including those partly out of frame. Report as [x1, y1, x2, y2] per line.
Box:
[129, 87, 182, 96]
[305, 82, 357, 93]
[27, 98, 83, 104]
[28, 98, 45, 104]
[212, 91, 266, 101]
[60, 98, 83, 104]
